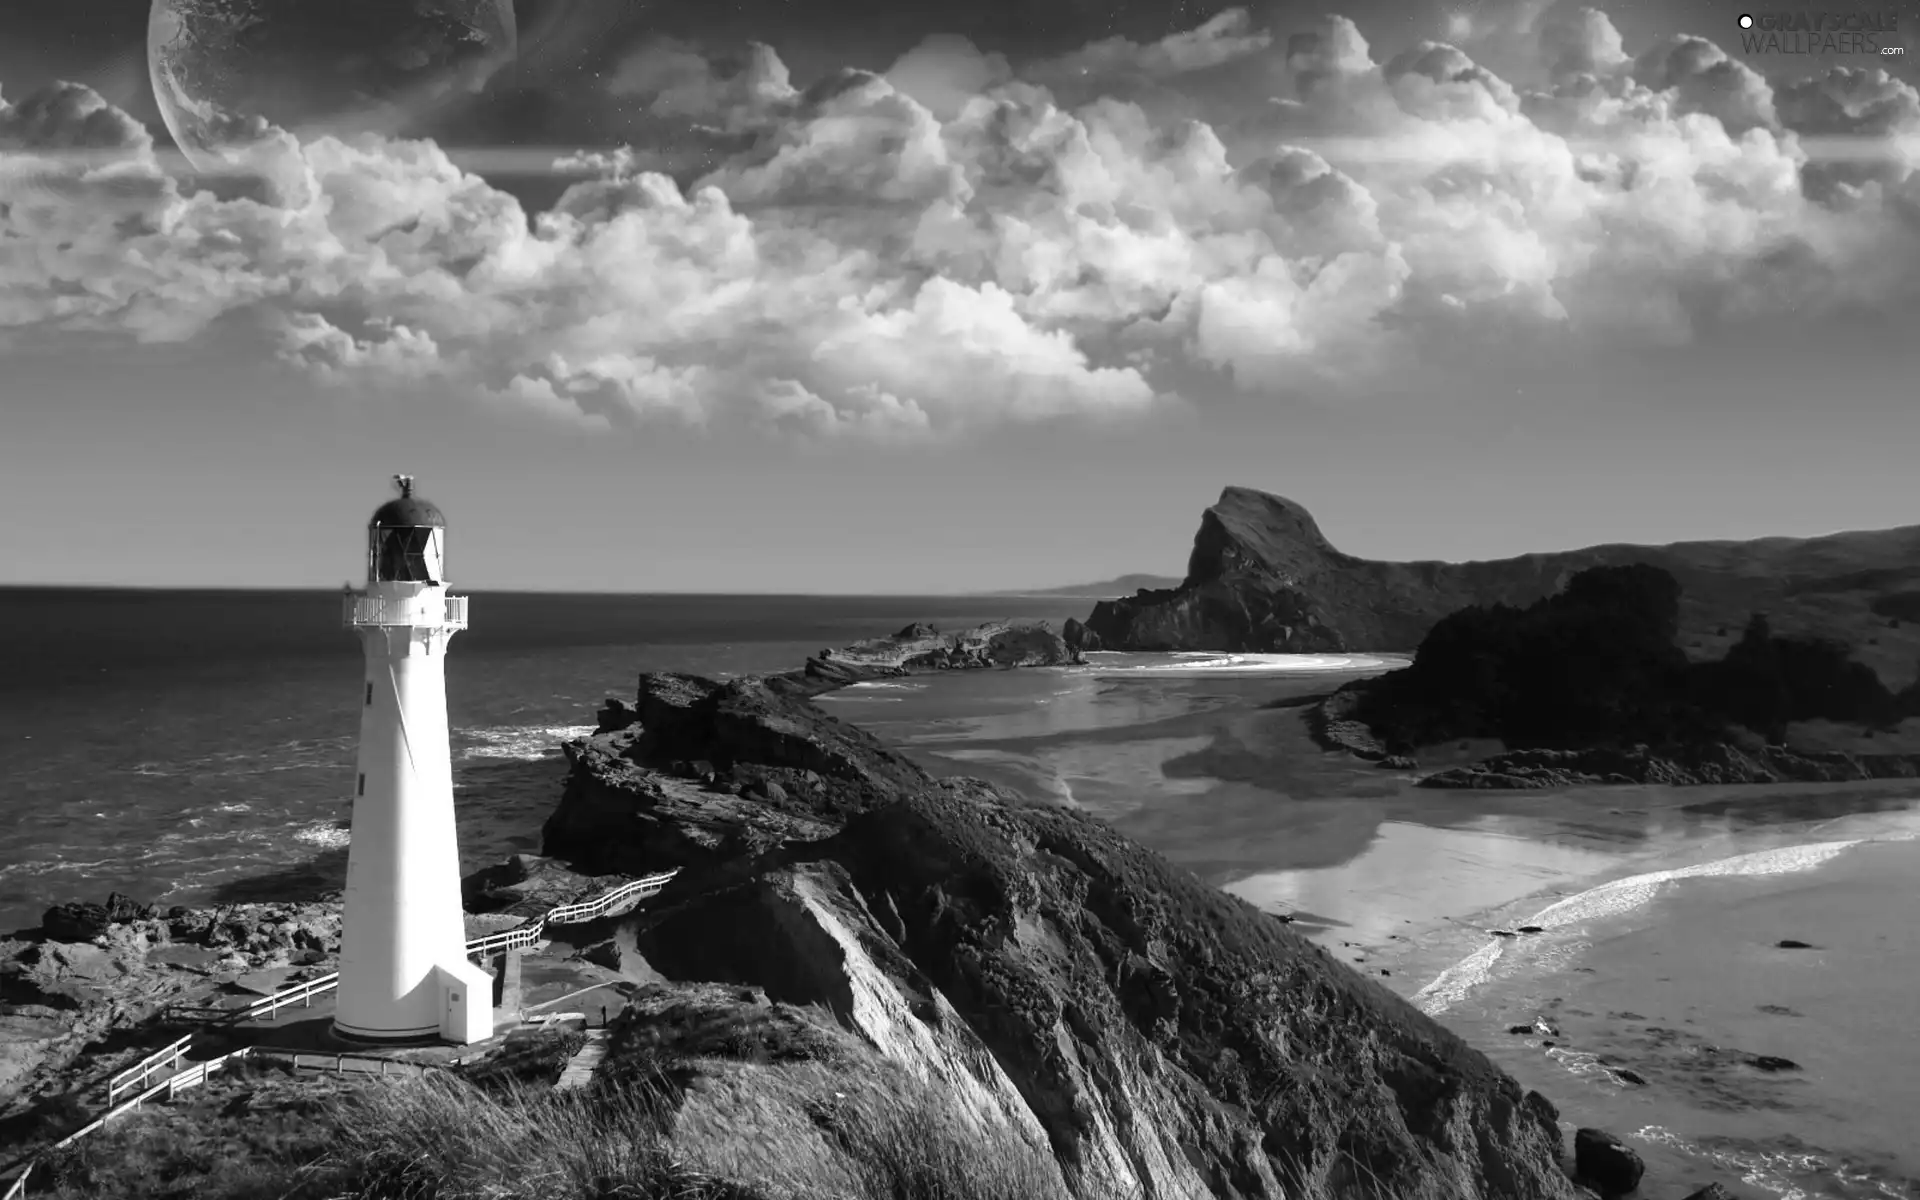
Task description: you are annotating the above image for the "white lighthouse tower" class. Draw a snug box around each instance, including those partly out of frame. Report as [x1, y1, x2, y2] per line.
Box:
[335, 475, 493, 1045]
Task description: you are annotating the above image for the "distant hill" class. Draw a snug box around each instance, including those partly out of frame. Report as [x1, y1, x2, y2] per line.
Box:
[1084, 487, 1920, 689]
[987, 573, 1184, 599]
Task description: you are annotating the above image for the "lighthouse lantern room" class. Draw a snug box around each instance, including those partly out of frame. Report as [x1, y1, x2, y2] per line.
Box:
[336, 475, 493, 1045]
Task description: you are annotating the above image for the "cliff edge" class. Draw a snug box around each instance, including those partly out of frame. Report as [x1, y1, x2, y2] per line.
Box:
[543, 669, 1578, 1199]
[1084, 487, 1920, 671]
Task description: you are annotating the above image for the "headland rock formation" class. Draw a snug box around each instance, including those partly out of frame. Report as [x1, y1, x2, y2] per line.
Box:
[1083, 487, 1920, 687]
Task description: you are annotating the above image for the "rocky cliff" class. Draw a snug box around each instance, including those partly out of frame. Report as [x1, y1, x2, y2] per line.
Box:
[821, 618, 1082, 674]
[1084, 488, 1920, 675]
[544, 669, 1579, 1200]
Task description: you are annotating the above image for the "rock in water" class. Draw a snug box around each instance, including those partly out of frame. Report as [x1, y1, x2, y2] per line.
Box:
[1681, 1185, 1739, 1200]
[1062, 617, 1103, 653]
[1573, 1127, 1646, 1195]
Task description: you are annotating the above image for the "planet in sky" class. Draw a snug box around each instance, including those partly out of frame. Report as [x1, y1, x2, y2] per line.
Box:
[148, 0, 517, 173]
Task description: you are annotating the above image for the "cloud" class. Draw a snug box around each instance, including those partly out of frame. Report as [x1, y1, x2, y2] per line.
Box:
[2, 5, 1918, 438]
[1537, 6, 1630, 81]
[885, 35, 1013, 122]
[606, 39, 798, 133]
[1631, 34, 1777, 135]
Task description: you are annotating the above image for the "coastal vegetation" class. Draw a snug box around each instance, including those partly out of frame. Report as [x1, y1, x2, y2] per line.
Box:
[1348, 563, 1919, 754]
[20, 1046, 1067, 1200]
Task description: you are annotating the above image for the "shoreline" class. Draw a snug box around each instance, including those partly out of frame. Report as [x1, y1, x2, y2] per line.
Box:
[1409, 831, 1920, 1200]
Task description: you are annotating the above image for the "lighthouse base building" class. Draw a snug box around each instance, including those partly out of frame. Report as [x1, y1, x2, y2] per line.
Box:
[334, 477, 495, 1046]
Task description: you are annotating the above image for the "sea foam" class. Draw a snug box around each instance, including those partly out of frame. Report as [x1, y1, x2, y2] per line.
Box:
[1412, 839, 1869, 1016]
[1088, 652, 1408, 676]
[291, 821, 351, 850]
[458, 725, 596, 761]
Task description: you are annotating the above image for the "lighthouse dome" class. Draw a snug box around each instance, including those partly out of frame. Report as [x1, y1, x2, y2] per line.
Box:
[369, 495, 446, 529]
[365, 476, 448, 584]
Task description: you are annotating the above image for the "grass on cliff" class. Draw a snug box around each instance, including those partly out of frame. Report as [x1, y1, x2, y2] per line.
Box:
[23, 1045, 1070, 1200]
[459, 1025, 587, 1092]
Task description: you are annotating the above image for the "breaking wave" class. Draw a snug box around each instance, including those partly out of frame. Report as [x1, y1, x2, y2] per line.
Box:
[291, 821, 352, 850]
[1412, 840, 1868, 1016]
[1086, 652, 1408, 677]
[457, 725, 595, 761]
[1633, 1126, 1917, 1200]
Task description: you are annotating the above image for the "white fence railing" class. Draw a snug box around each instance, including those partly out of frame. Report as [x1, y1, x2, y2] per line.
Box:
[106, 1034, 192, 1106]
[165, 868, 676, 1027]
[4, 869, 680, 1199]
[0, 1041, 471, 1199]
[67, 1047, 257, 1151]
[466, 870, 679, 957]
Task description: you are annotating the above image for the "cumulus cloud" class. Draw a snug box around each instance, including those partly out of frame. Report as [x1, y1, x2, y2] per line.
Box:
[885, 35, 1013, 122]
[2, 5, 1919, 438]
[1537, 6, 1629, 81]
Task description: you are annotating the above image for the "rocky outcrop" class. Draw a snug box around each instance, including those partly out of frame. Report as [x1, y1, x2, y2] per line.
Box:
[1416, 743, 1920, 790]
[461, 853, 634, 920]
[0, 895, 346, 1119]
[1063, 617, 1103, 654]
[1084, 486, 1920, 659]
[1304, 681, 1392, 760]
[39, 893, 153, 944]
[821, 618, 1082, 672]
[1572, 1127, 1645, 1196]
[548, 670, 1580, 1200]
[543, 672, 937, 876]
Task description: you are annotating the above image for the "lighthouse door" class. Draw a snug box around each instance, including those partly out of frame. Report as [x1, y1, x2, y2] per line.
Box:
[444, 982, 469, 1041]
[435, 961, 495, 1044]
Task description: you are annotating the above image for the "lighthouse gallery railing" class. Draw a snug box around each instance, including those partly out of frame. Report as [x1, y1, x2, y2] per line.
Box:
[342, 593, 468, 628]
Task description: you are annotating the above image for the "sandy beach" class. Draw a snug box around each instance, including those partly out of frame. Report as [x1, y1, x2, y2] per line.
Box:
[1397, 833, 1920, 1200]
[865, 659, 1920, 1200]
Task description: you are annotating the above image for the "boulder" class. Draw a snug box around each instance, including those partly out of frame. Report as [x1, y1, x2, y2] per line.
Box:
[1062, 617, 1103, 653]
[1746, 1055, 1799, 1072]
[1573, 1127, 1645, 1195]
[39, 892, 154, 942]
[743, 779, 788, 803]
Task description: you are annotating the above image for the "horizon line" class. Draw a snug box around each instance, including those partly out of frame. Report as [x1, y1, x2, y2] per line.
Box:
[0, 581, 1123, 599]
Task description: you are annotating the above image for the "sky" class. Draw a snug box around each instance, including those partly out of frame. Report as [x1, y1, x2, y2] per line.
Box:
[1, 0, 1916, 593]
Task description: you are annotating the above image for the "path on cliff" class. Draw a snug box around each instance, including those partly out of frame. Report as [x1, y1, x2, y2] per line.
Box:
[553, 1029, 608, 1092]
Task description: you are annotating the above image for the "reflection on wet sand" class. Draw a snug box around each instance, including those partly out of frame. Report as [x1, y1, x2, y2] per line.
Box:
[1224, 818, 1624, 945]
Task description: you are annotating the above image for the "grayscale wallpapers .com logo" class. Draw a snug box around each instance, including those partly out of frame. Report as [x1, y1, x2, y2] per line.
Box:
[1736, 11, 1906, 54]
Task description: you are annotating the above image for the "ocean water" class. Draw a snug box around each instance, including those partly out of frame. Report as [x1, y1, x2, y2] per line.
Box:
[4, 589, 1915, 1198]
[0, 587, 1083, 929]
